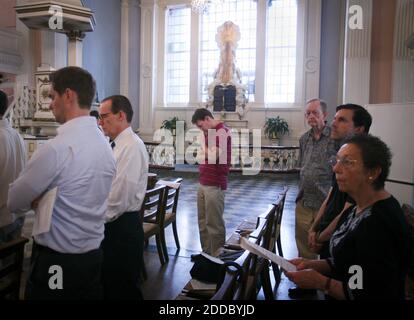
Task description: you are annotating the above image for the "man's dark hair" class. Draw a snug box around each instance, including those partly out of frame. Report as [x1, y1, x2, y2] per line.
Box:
[336, 104, 372, 133]
[344, 134, 392, 190]
[101, 95, 134, 123]
[0, 90, 8, 116]
[49, 66, 96, 110]
[89, 110, 99, 120]
[192, 108, 214, 124]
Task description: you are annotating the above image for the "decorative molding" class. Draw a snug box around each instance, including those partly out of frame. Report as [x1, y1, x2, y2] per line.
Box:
[67, 30, 86, 41]
[15, 1, 96, 33]
[304, 57, 318, 73]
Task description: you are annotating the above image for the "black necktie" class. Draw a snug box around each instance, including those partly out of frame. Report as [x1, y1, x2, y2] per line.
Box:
[110, 141, 115, 149]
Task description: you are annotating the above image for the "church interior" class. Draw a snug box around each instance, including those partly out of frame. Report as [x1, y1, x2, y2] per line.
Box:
[0, 0, 414, 302]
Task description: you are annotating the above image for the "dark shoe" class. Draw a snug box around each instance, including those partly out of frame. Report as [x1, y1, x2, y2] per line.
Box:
[288, 287, 317, 299]
[190, 253, 203, 261]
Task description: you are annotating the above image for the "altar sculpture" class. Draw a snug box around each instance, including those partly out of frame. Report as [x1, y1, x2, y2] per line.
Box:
[206, 21, 248, 119]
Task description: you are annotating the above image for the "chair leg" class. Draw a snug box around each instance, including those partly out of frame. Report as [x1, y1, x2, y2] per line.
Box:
[171, 220, 180, 249]
[277, 236, 283, 257]
[160, 228, 169, 263]
[260, 265, 274, 300]
[155, 234, 166, 265]
[269, 241, 281, 286]
[272, 262, 282, 286]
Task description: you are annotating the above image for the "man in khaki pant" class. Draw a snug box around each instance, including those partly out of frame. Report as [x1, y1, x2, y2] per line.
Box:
[290, 99, 337, 297]
[197, 185, 225, 255]
[191, 108, 231, 258]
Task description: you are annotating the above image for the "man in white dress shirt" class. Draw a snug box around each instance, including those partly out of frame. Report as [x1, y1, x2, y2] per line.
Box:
[99, 95, 148, 300]
[8, 67, 116, 299]
[0, 90, 26, 244]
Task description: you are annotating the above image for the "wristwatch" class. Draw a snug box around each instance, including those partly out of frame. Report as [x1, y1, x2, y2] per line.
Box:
[324, 277, 332, 295]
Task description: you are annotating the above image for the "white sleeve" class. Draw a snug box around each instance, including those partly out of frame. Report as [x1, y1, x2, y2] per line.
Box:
[105, 148, 146, 221]
[7, 143, 59, 214]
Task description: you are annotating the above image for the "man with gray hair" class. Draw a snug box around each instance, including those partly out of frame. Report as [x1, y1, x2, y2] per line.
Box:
[290, 98, 338, 297]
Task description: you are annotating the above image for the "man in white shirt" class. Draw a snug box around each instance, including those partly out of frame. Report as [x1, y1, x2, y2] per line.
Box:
[0, 90, 26, 244]
[99, 95, 148, 300]
[8, 67, 116, 299]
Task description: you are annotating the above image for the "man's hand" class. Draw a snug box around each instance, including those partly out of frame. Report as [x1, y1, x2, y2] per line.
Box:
[31, 196, 42, 210]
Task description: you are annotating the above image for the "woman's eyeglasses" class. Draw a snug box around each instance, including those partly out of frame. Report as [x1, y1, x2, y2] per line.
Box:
[329, 157, 358, 168]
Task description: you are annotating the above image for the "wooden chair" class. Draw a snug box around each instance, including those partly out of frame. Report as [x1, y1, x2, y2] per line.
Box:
[270, 187, 289, 286]
[213, 205, 277, 300]
[145, 178, 182, 262]
[0, 237, 29, 300]
[140, 184, 167, 265]
[213, 188, 289, 300]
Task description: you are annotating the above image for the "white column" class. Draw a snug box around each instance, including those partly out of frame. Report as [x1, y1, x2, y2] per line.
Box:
[189, 9, 200, 105]
[139, 0, 159, 141]
[40, 31, 67, 69]
[128, 0, 141, 130]
[254, 0, 266, 105]
[156, 1, 166, 107]
[343, 0, 373, 105]
[120, 0, 130, 97]
[67, 31, 85, 67]
[392, 0, 414, 103]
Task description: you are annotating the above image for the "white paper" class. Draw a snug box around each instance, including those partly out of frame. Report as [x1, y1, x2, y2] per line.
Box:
[240, 237, 297, 272]
[201, 252, 224, 265]
[32, 187, 57, 236]
[157, 180, 181, 189]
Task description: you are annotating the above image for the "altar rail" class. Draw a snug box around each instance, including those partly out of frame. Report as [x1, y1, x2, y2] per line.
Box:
[144, 142, 299, 173]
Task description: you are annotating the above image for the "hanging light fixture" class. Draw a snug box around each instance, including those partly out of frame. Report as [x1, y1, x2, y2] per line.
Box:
[191, 0, 224, 14]
[190, 0, 210, 13]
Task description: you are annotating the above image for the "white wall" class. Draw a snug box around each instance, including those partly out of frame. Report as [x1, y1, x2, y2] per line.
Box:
[367, 102, 414, 206]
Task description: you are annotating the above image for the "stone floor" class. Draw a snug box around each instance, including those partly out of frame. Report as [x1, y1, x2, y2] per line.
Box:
[19, 166, 323, 300]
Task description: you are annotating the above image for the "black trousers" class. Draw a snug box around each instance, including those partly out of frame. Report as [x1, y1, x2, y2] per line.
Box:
[101, 211, 144, 300]
[26, 243, 103, 300]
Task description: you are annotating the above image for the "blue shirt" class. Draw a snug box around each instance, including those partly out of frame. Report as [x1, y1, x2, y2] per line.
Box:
[8, 116, 116, 253]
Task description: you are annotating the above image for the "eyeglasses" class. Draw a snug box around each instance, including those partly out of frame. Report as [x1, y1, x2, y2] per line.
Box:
[304, 110, 322, 118]
[329, 156, 358, 168]
[98, 112, 111, 120]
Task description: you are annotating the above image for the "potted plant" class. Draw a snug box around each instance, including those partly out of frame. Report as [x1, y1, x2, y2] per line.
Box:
[264, 116, 289, 145]
[160, 116, 186, 135]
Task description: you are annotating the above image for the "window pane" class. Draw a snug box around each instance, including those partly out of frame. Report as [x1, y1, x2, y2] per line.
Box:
[200, 0, 257, 102]
[266, 0, 297, 103]
[165, 7, 191, 104]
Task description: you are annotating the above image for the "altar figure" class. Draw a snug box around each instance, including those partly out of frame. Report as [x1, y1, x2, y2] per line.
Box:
[206, 21, 247, 119]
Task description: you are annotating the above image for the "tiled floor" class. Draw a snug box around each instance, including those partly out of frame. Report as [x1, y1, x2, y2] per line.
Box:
[19, 166, 322, 300]
[141, 167, 317, 300]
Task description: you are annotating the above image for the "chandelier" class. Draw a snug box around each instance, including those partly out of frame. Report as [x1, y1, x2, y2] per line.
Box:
[191, 0, 224, 14]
